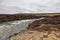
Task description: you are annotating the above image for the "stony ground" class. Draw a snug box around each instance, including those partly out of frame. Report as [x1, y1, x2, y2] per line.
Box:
[0, 14, 60, 40]
[10, 19, 60, 40]
[10, 30, 60, 40]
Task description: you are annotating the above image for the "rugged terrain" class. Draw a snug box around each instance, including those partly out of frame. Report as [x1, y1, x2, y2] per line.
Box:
[10, 14, 60, 40]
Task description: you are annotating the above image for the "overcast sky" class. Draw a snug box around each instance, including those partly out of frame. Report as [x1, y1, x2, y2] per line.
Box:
[0, 0, 60, 14]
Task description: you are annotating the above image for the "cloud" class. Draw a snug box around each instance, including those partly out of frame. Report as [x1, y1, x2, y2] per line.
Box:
[0, 0, 60, 14]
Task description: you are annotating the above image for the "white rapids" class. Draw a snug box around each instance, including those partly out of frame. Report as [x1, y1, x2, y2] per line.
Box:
[0, 19, 42, 40]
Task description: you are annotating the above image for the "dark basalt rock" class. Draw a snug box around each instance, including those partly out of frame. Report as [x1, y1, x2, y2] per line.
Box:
[0, 14, 49, 23]
[28, 15, 60, 31]
[0, 14, 59, 23]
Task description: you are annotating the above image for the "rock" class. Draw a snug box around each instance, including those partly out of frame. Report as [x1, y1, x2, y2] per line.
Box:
[28, 15, 60, 31]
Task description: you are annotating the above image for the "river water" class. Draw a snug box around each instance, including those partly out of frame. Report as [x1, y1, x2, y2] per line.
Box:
[0, 19, 38, 40]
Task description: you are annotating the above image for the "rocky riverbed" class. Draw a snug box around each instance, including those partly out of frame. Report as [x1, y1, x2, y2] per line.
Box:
[0, 19, 37, 40]
[10, 16, 60, 40]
